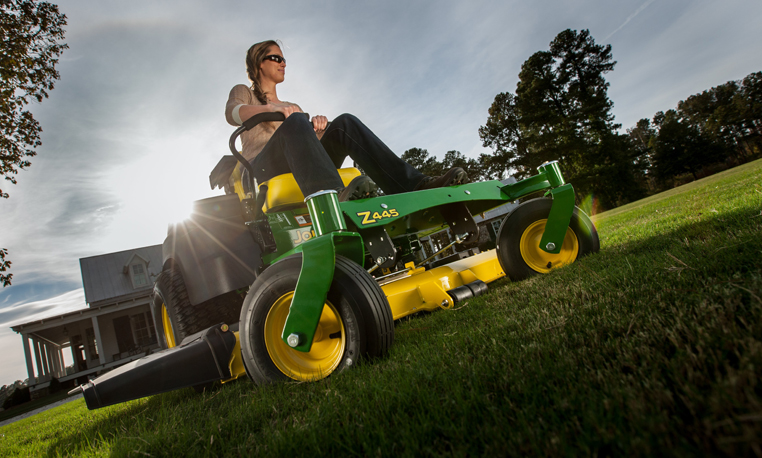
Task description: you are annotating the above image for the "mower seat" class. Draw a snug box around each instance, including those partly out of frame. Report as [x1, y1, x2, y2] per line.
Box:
[259, 167, 361, 213]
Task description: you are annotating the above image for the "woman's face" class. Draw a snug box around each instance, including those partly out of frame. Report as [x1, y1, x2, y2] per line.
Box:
[259, 45, 286, 85]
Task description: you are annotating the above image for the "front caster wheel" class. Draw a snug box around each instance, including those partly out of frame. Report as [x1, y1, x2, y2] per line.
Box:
[239, 254, 394, 383]
[497, 197, 599, 281]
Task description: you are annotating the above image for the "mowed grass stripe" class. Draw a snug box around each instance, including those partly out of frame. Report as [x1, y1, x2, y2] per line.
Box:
[1, 159, 760, 457]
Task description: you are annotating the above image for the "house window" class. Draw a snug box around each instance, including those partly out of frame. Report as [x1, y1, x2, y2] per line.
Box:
[131, 263, 148, 288]
[131, 312, 157, 347]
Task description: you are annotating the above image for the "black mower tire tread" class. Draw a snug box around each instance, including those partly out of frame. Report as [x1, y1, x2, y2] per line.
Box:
[496, 197, 599, 281]
[335, 255, 395, 357]
[240, 254, 394, 384]
[155, 266, 244, 345]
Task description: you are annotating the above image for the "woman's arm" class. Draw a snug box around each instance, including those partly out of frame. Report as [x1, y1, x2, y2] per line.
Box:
[237, 103, 302, 123]
[225, 85, 304, 126]
[225, 85, 325, 135]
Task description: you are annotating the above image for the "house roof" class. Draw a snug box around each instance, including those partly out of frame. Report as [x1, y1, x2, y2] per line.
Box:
[79, 245, 163, 306]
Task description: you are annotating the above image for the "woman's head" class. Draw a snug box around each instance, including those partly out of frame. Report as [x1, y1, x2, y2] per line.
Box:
[246, 40, 284, 104]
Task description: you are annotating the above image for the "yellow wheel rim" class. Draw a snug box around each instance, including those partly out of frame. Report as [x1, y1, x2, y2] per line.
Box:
[161, 303, 177, 348]
[264, 292, 345, 381]
[519, 219, 579, 274]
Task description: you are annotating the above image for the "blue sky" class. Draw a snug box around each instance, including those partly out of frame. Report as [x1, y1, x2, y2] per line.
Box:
[1, 0, 761, 384]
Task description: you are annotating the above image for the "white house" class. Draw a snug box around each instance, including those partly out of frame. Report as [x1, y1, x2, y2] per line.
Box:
[11, 245, 163, 399]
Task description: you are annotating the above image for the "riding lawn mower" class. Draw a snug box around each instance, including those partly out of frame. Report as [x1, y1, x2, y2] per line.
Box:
[71, 112, 599, 409]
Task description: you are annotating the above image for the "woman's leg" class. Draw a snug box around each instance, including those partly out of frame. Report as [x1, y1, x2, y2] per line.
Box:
[320, 114, 425, 195]
[250, 114, 344, 196]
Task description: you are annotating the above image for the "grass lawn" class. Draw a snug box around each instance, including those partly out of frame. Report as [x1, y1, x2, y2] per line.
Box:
[1, 159, 760, 457]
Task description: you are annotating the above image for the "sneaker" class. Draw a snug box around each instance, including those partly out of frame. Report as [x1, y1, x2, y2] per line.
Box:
[414, 167, 468, 191]
[338, 175, 379, 202]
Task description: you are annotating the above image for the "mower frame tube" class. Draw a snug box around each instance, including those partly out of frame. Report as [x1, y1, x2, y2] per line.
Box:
[538, 183, 575, 254]
[278, 190, 364, 352]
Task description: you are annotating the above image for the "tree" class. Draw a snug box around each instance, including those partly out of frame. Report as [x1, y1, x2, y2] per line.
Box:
[402, 148, 492, 183]
[0, 248, 11, 287]
[736, 72, 762, 155]
[678, 83, 740, 161]
[401, 147, 444, 177]
[478, 92, 531, 178]
[626, 118, 657, 190]
[1, 0, 68, 286]
[440, 150, 488, 182]
[650, 110, 725, 185]
[481, 29, 643, 209]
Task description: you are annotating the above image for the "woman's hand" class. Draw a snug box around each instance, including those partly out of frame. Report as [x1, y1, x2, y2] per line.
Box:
[269, 102, 302, 118]
[311, 115, 328, 132]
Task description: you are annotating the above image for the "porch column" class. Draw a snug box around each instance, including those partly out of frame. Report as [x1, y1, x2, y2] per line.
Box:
[40, 342, 50, 377]
[91, 316, 106, 365]
[33, 338, 43, 378]
[45, 343, 53, 377]
[70, 344, 78, 371]
[50, 345, 62, 378]
[58, 348, 66, 376]
[22, 334, 35, 382]
[46, 345, 55, 377]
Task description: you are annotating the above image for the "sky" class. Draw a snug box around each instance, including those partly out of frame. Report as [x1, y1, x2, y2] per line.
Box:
[1, 0, 761, 385]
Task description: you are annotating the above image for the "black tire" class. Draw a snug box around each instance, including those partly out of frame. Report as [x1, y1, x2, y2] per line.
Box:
[496, 197, 599, 281]
[152, 269, 187, 349]
[239, 254, 394, 383]
[152, 265, 244, 348]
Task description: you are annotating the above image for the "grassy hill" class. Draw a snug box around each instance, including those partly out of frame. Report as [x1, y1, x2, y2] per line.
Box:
[1, 160, 760, 457]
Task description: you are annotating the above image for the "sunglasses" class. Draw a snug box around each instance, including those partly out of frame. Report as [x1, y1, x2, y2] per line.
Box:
[264, 54, 286, 64]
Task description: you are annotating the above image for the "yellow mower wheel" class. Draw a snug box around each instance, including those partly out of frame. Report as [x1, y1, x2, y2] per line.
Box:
[264, 293, 345, 381]
[497, 198, 599, 281]
[519, 220, 579, 274]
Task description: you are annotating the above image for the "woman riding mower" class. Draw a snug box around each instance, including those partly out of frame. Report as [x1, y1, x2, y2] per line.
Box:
[225, 40, 468, 201]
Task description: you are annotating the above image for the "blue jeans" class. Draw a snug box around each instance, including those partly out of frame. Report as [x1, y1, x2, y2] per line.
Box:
[250, 113, 425, 197]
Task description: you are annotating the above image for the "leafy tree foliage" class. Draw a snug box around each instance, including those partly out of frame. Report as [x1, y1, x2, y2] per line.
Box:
[1, 0, 67, 199]
[480, 29, 643, 209]
[479, 92, 528, 177]
[1, 0, 68, 286]
[0, 248, 11, 287]
[440, 150, 497, 182]
[650, 110, 725, 185]
[401, 147, 505, 183]
[401, 147, 443, 177]
[629, 71, 762, 188]
[627, 118, 656, 180]
[676, 73, 762, 161]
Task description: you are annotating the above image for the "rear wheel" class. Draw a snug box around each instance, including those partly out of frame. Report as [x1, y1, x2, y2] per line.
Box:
[152, 266, 244, 348]
[496, 198, 599, 281]
[239, 254, 394, 383]
[152, 269, 187, 349]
